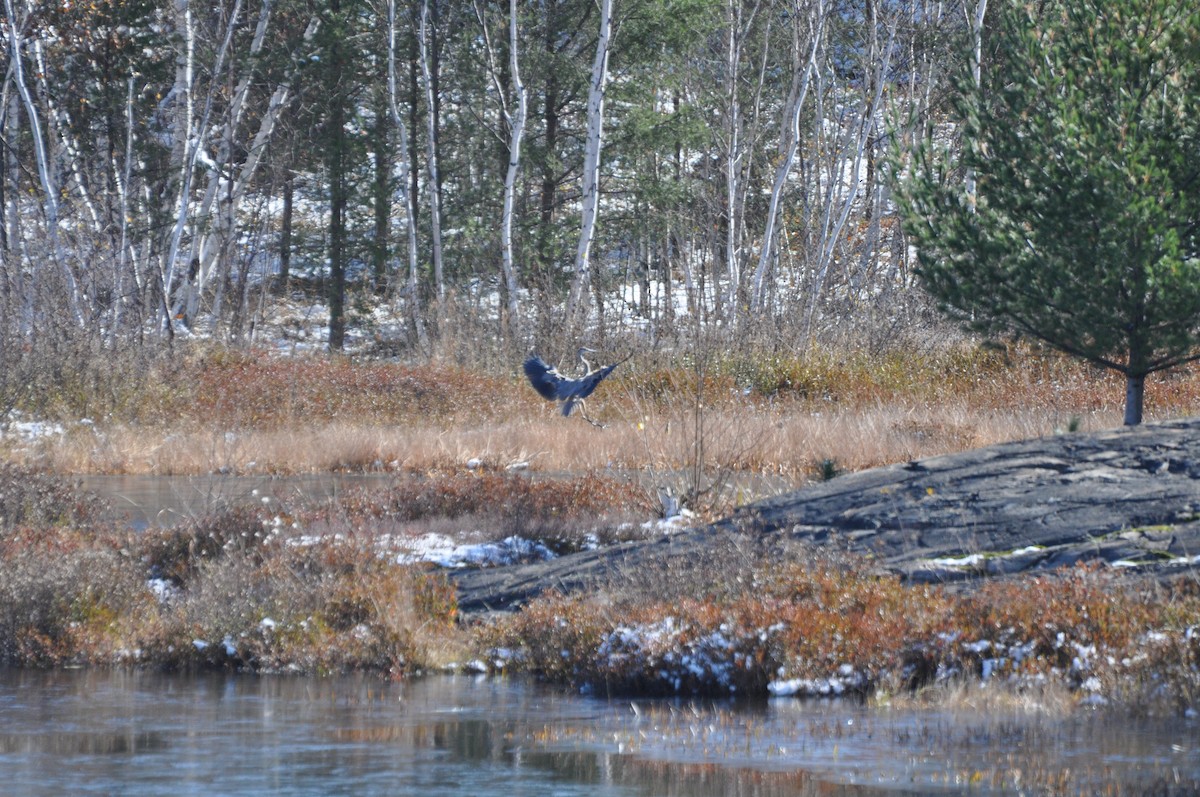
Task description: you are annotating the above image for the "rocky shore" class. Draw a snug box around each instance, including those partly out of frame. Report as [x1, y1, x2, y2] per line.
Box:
[453, 417, 1200, 614]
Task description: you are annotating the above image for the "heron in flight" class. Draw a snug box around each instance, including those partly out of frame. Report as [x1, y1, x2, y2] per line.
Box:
[523, 347, 629, 427]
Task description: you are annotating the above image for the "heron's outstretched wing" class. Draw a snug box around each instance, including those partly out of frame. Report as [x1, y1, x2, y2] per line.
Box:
[561, 355, 631, 415]
[523, 356, 570, 401]
[573, 362, 619, 400]
[525, 352, 632, 418]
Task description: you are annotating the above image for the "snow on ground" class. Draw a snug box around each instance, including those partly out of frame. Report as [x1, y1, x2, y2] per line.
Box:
[0, 412, 71, 442]
[392, 533, 556, 568]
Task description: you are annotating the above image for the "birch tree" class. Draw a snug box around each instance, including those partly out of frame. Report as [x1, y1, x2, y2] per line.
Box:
[178, 3, 318, 337]
[474, 0, 527, 341]
[417, 0, 446, 333]
[564, 0, 613, 327]
[3, 0, 85, 328]
[387, 0, 428, 348]
[159, 0, 246, 336]
[749, 0, 825, 314]
[801, 7, 895, 332]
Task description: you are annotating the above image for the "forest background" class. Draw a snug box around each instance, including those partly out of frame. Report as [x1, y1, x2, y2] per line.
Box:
[1, 0, 974, 361]
[3, 0, 1199, 488]
[4, 0, 1200, 707]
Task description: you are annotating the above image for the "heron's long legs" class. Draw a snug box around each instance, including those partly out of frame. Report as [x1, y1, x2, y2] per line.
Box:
[577, 400, 606, 429]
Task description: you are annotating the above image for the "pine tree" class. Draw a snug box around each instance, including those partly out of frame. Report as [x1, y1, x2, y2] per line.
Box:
[894, 0, 1200, 425]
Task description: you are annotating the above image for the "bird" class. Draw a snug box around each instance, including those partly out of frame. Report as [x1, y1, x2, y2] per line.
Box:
[523, 347, 630, 427]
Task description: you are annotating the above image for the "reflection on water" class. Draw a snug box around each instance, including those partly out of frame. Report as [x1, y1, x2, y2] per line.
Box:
[77, 473, 396, 530]
[76, 471, 797, 531]
[0, 669, 1195, 796]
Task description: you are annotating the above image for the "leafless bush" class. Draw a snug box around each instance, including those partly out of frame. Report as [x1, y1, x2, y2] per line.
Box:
[0, 528, 147, 666]
[0, 465, 110, 530]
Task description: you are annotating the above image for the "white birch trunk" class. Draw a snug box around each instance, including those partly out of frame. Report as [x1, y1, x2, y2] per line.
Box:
[750, 0, 825, 313]
[111, 76, 138, 337]
[472, 0, 525, 340]
[160, 0, 244, 330]
[387, 0, 428, 348]
[717, 0, 767, 329]
[565, 0, 613, 325]
[722, 0, 741, 325]
[806, 20, 895, 330]
[964, 0, 987, 208]
[1, 74, 32, 335]
[3, 0, 85, 328]
[186, 8, 318, 333]
[160, 0, 196, 331]
[31, 39, 103, 238]
[192, 0, 279, 326]
[418, 0, 446, 329]
[498, 0, 526, 340]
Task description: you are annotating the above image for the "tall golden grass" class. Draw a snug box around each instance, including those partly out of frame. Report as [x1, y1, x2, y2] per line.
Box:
[11, 342, 1190, 496]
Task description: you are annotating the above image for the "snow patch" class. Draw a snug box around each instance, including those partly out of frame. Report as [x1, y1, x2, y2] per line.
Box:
[394, 533, 556, 568]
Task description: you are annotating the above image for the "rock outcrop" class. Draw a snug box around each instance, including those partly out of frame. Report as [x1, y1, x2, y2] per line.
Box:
[452, 418, 1200, 614]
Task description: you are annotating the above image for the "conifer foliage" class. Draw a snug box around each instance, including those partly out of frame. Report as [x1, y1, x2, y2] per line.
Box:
[894, 0, 1200, 425]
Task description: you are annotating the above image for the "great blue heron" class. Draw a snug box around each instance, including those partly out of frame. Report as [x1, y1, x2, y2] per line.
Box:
[523, 347, 630, 427]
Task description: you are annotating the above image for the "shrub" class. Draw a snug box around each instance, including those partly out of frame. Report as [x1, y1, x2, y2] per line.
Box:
[0, 465, 109, 530]
[327, 470, 656, 551]
[480, 555, 1200, 711]
[0, 526, 148, 666]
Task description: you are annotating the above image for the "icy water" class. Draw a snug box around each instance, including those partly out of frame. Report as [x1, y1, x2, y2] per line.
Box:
[77, 473, 396, 530]
[0, 669, 1195, 796]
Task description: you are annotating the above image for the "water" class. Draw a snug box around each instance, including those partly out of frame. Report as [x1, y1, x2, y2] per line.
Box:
[76, 473, 395, 530]
[75, 471, 795, 531]
[0, 670, 1195, 796]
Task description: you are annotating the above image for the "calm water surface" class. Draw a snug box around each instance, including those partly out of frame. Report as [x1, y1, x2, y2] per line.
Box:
[77, 473, 397, 530]
[0, 669, 1196, 796]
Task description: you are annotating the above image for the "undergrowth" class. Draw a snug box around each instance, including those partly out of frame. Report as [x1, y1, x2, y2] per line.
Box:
[480, 552, 1200, 713]
[6, 338, 1200, 490]
[0, 465, 1197, 715]
[0, 467, 463, 675]
[0, 466, 658, 674]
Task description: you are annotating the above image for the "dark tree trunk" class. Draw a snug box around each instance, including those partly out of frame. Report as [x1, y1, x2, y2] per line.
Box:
[280, 170, 293, 286]
[1124, 373, 1145, 426]
[372, 89, 392, 292]
[326, 0, 348, 352]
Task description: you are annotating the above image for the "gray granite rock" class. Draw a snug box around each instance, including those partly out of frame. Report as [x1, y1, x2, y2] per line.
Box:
[452, 418, 1200, 614]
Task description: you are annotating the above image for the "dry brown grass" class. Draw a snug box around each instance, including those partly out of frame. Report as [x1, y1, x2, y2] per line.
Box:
[21, 394, 1123, 477]
[4, 340, 1198, 522]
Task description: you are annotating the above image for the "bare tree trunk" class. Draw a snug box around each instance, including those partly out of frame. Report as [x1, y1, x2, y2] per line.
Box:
[805, 18, 895, 332]
[473, 0, 525, 341]
[418, 0, 446, 334]
[3, 0, 85, 329]
[280, 169, 293, 285]
[186, 5, 315, 335]
[565, 0, 613, 328]
[750, 0, 825, 314]
[964, 0, 988, 207]
[111, 76, 141, 338]
[722, 1, 740, 327]
[498, 0, 527, 341]
[371, 87, 392, 291]
[160, 0, 242, 335]
[716, 0, 767, 331]
[0, 82, 26, 336]
[387, 0, 428, 349]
